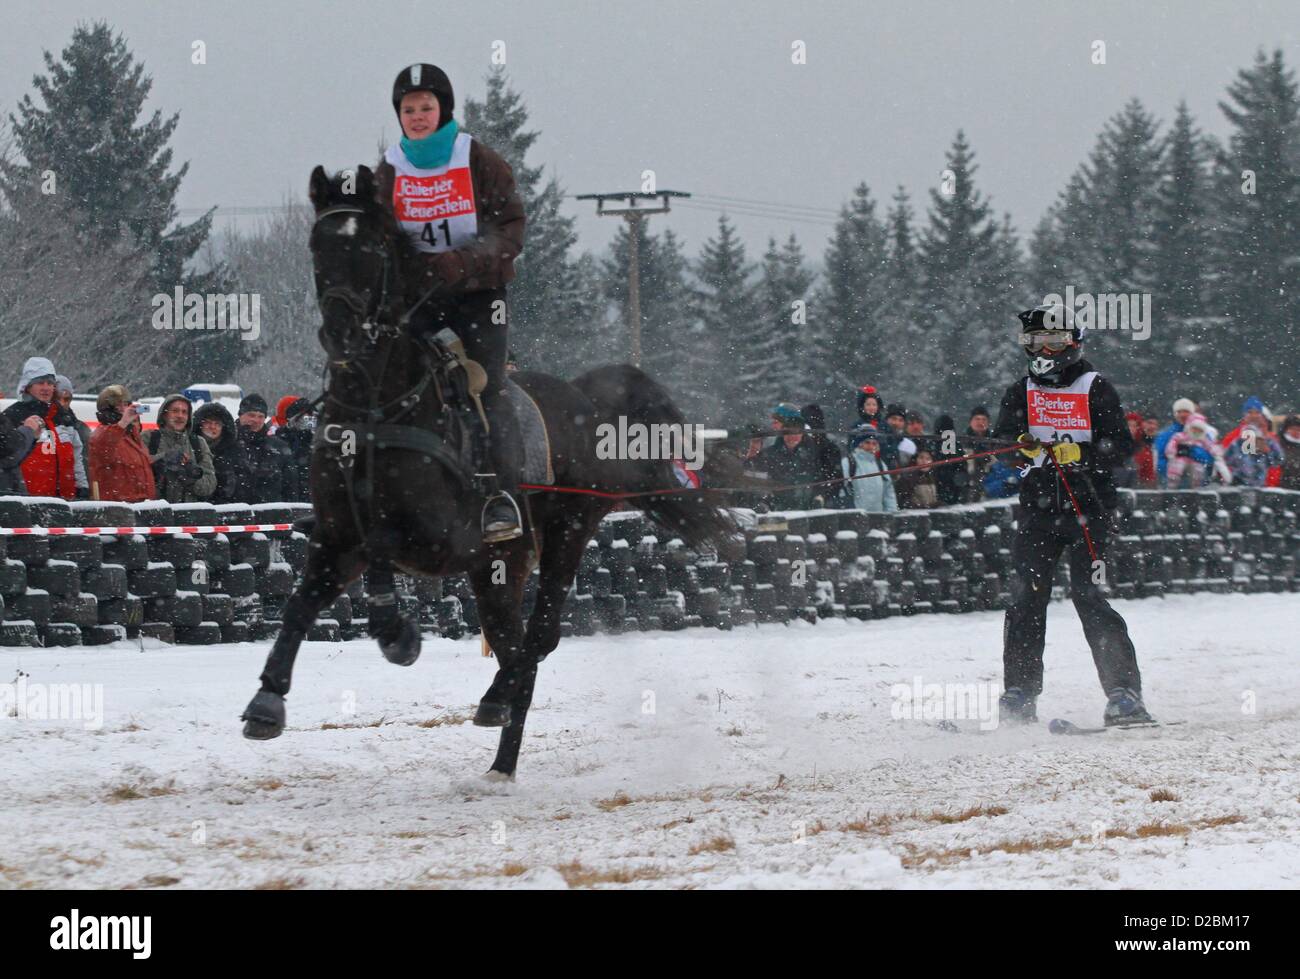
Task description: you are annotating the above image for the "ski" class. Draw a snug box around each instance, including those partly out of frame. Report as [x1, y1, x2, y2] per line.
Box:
[1048, 717, 1183, 735]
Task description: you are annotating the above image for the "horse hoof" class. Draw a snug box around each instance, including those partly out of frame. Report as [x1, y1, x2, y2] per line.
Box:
[473, 700, 512, 727]
[241, 690, 286, 740]
[379, 616, 421, 666]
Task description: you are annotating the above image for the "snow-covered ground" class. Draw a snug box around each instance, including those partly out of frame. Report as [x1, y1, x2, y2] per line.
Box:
[3, 592, 1298, 889]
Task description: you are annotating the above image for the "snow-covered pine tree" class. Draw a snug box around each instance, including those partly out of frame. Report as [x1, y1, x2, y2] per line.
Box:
[812, 183, 889, 420]
[1207, 49, 1300, 405]
[876, 186, 932, 419]
[694, 215, 758, 424]
[753, 234, 816, 420]
[462, 68, 602, 378]
[916, 132, 1020, 416]
[0, 22, 240, 390]
[1147, 101, 1217, 410]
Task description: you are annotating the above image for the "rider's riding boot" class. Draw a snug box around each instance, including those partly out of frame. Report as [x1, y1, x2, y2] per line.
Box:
[477, 473, 522, 543]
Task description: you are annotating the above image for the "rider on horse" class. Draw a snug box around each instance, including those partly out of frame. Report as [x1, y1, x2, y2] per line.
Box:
[376, 63, 526, 543]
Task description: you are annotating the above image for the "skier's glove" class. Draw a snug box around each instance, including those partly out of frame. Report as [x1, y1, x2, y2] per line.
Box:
[1049, 442, 1083, 466]
[1016, 434, 1043, 459]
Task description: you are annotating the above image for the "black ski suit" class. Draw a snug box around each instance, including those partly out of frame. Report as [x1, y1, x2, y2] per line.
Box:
[992, 359, 1141, 698]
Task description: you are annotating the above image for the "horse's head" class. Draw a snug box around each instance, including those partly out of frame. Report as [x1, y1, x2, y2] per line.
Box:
[308, 164, 407, 365]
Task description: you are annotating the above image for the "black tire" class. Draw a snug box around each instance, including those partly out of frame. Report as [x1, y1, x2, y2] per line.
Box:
[27, 561, 79, 596]
[140, 621, 175, 643]
[81, 624, 126, 645]
[82, 563, 128, 600]
[6, 589, 51, 625]
[214, 563, 256, 597]
[102, 535, 149, 571]
[50, 537, 104, 563]
[175, 621, 222, 645]
[0, 559, 28, 596]
[220, 620, 250, 643]
[7, 537, 50, 564]
[128, 564, 176, 598]
[202, 592, 235, 626]
[0, 621, 41, 646]
[39, 622, 83, 647]
[49, 592, 98, 627]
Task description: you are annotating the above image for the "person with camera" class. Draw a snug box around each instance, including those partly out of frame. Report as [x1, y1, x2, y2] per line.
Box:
[146, 394, 217, 503]
[88, 385, 156, 503]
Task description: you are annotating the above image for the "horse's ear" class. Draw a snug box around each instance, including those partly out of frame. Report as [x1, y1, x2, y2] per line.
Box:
[355, 164, 376, 202]
[308, 165, 331, 211]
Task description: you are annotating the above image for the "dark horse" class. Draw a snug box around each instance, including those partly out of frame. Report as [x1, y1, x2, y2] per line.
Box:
[241, 165, 740, 778]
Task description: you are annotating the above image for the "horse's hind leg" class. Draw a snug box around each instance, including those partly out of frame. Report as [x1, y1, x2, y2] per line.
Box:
[242, 540, 364, 739]
[469, 558, 529, 732]
[525, 501, 609, 661]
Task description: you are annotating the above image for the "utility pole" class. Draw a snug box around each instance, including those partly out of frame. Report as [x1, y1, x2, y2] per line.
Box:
[576, 190, 689, 366]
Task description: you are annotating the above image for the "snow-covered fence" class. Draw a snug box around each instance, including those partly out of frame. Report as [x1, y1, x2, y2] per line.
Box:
[0, 488, 1296, 647]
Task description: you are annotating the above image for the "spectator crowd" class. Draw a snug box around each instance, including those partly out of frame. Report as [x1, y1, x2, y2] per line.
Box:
[2, 357, 1297, 512]
[740, 385, 1300, 513]
[0, 356, 316, 505]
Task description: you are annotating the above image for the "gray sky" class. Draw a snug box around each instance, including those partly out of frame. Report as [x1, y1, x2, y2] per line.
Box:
[4, 0, 1297, 259]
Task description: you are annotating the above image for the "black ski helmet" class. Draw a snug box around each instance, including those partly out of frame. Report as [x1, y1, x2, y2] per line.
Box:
[392, 63, 455, 128]
[1018, 303, 1083, 383]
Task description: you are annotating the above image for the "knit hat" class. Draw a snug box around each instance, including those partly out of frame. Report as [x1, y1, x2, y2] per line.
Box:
[1125, 410, 1143, 424]
[884, 403, 906, 420]
[851, 423, 881, 446]
[770, 403, 803, 425]
[1172, 397, 1196, 415]
[969, 405, 990, 420]
[238, 394, 269, 417]
[1242, 396, 1266, 414]
[96, 385, 132, 425]
[55, 374, 75, 398]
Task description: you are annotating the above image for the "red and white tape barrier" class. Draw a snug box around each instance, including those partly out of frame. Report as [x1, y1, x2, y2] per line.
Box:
[0, 523, 294, 537]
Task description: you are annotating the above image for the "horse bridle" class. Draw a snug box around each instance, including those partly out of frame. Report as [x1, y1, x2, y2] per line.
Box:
[313, 205, 399, 347]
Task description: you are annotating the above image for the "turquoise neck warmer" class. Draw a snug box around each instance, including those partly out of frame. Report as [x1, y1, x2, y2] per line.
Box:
[400, 119, 458, 170]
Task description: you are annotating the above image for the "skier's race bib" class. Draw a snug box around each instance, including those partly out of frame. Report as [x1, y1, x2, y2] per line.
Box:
[385, 133, 478, 253]
[1024, 371, 1097, 468]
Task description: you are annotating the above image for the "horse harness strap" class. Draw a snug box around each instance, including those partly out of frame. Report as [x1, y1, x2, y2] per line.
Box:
[315, 422, 472, 489]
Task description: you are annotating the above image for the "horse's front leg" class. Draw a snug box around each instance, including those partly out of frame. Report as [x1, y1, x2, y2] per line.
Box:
[242, 538, 365, 739]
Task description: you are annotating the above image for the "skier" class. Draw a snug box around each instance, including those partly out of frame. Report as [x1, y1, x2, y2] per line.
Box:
[375, 63, 526, 542]
[992, 304, 1151, 727]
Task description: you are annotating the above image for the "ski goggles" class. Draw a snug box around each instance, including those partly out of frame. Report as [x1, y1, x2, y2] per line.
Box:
[1019, 330, 1075, 353]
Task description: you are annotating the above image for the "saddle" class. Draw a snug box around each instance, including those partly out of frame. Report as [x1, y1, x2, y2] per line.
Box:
[424, 329, 551, 485]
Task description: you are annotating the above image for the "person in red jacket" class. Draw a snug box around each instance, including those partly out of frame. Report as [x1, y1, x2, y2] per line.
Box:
[1125, 411, 1157, 488]
[88, 385, 156, 502]
[1, 356, 85, 499]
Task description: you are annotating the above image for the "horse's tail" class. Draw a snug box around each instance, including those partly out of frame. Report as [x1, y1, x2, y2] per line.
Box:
[571, 364, 744, 557]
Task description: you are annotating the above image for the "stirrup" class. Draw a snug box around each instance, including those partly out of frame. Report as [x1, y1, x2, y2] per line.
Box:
[482, 490, 523, 544]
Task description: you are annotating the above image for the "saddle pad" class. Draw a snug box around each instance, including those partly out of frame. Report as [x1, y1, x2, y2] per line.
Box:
[505, 379, 554, 485]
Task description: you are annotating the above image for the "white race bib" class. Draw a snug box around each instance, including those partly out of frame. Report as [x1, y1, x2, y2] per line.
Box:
[385, 133, 478, 253]
[1024, 371, 1097, 468]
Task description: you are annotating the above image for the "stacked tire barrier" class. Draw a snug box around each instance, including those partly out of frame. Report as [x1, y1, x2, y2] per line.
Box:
[1, 488, 1296, 648]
